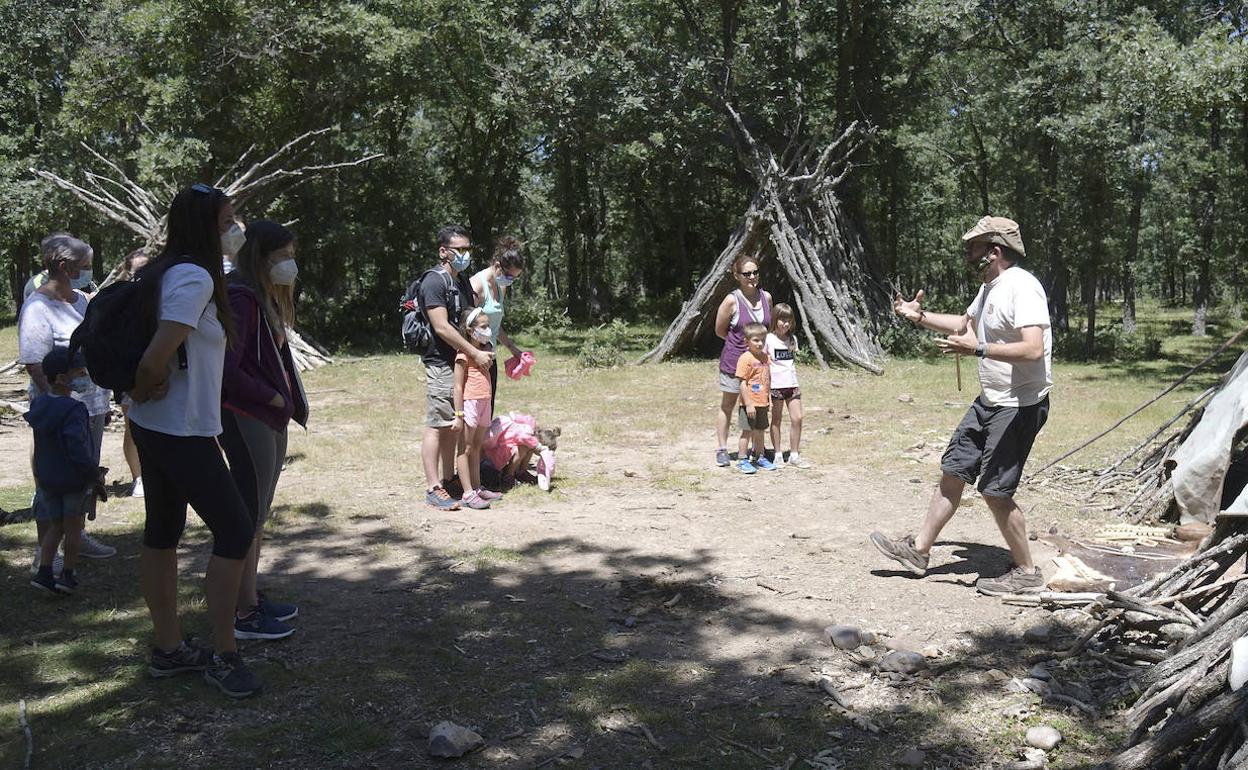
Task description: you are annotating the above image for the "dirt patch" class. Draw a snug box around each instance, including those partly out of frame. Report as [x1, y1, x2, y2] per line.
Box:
[1, 356, 1152, 768]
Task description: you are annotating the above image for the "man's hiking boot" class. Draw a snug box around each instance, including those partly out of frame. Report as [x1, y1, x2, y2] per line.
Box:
[426, 485, 461, 511]
[149, 638, 214, 678]
[868, 532, 929, 576]
[204, 651, 262, 698]
[976, 566, 1044, 597]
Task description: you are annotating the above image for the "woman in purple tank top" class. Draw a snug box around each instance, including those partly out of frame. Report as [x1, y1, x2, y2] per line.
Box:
[713, 255, 771, 467]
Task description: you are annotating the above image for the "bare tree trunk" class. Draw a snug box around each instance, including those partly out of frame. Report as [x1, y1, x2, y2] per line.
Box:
[1193, 107, 1221, 337]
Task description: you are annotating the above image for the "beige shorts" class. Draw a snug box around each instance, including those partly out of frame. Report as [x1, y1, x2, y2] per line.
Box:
[425, 362, 455, 427]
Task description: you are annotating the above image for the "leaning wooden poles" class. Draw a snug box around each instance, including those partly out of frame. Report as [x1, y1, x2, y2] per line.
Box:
[639, 121, 888, 373]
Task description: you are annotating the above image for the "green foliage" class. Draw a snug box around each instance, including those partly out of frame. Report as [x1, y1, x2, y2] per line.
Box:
[576, 319, 631, 369]
[504, 293, 569, 335]
[1, 0, 1245, 354]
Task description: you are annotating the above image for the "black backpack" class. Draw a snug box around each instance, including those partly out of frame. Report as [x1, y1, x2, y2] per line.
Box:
[399, 268, 453, 354]
[70, 257, 189, 392]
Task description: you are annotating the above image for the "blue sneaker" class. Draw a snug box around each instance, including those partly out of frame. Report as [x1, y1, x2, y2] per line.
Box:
[257, 591, 298, 622]
[737, 458, 757, 475]
[715, 448, 730, 467]
[234, 608, 295, 641]
[755, 456, 778, 471]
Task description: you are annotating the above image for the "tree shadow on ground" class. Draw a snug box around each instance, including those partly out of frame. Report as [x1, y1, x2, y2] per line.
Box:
[2, 506, 1120, 769]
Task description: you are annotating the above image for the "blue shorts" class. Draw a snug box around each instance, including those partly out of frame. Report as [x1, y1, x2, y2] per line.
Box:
[34, 487, 88, 522]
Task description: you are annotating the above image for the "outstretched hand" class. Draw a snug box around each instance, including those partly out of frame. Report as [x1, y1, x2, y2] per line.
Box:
[893, 289, 925, 323]
[935, 329, 978, 356]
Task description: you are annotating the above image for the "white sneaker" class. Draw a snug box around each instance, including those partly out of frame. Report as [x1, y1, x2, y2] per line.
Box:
[131, 477, 145, 498]
[774, 454, 786, 468]
[79, 533, 117, 559]
[30, 549, 64, 576]
[788, 453, 811, 469]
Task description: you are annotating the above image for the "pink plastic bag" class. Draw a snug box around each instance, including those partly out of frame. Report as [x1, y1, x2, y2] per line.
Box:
[536, 447, 556, 491]
[504, 351, 536, 380]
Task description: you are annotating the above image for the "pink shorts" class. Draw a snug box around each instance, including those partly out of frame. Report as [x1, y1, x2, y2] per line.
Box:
[463, 398, 493, 428]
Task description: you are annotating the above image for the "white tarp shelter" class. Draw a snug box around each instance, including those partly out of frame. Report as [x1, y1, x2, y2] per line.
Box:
[1170, 349, 1248, 523]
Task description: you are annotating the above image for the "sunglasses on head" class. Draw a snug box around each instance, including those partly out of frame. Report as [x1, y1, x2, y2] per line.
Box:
[191, 183, 221, 195]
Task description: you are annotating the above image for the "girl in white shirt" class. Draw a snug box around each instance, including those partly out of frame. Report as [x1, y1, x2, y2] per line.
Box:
[128, 183, 260, 699]
[766, 304, 811, 469]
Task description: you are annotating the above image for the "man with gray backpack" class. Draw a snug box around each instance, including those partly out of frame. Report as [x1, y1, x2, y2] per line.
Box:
[404, 225, 492, 510]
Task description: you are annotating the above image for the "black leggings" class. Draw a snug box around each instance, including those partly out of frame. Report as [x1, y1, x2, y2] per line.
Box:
[130, 421, 253, 559]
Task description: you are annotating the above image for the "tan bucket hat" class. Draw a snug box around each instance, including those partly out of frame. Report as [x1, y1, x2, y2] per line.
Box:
[961, 215, 1025, 257]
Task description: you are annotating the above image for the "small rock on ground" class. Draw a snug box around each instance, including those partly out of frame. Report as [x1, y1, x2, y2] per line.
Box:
[879, 650, 926, 675]
[898, 746, 926, 767]
[428, 721, 484, 758]
[1026, 725, 1062, 750]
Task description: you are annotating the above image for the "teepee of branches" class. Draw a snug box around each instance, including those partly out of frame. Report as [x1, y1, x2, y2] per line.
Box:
[639, 118, 889, 373]
[30, 126, 379, 370]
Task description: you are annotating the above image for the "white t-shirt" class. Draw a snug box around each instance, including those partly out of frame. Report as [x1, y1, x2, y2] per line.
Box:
[965, 265, 1053, 408]
[17, 290, 111, 416]
[128, 263, 226, 437]
[765, 332, 799, 389]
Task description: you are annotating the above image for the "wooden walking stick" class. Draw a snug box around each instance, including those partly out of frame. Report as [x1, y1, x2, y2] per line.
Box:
[955, 354, 962, 391]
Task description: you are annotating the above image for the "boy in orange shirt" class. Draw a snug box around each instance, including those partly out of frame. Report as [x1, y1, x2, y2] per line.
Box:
[735, 322, 777, 474]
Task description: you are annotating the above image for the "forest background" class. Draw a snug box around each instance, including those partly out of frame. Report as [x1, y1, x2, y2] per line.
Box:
[1, 0, 1245, 359]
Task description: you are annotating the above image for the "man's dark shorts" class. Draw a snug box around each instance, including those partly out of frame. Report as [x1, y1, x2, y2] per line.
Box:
[941, 395, 1050, 498]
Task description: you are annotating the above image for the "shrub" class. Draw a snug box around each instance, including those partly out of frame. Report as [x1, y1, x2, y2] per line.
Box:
[506, 295, 569, 334]
[577, 319, 630, 369]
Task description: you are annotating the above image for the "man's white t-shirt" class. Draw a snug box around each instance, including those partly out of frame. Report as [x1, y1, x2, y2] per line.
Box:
[765, 332, 799, 389]
[965, 265, 1052, 408]
[17, 290, 111, 416]
[128, 263, 226, 437]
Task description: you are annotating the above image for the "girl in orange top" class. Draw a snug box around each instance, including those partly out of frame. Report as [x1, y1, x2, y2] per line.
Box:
[454, 309, 499, 509]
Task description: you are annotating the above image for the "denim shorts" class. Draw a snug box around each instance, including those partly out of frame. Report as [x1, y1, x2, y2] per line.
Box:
[33, 487, 87, 522]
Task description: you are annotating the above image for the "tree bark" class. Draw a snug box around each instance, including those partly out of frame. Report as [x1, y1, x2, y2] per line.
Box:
[1193, 106, 1220, 336]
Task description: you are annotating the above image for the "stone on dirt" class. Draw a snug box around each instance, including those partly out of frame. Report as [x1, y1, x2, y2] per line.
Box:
[897, 393, 914, 403]
[897, 747, 926, 767]
[1023, 624, 1054, 643]
[1025, 725, 1062, 750]
[825, 624, 865, 650]
[428, 721, 484, 758]
[879, 650, 926, 675]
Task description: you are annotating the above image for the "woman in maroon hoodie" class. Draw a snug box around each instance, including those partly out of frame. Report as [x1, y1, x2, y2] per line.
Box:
[220, 220, 308, 641]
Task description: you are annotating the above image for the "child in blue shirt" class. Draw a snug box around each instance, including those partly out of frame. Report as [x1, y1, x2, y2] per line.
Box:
[25, 346, 98, 594]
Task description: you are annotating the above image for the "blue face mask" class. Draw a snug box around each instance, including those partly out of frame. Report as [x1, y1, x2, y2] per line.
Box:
[69, 375, 93, 393]
[70, 270, 93, 290]
[496, 271, 516, 288]
[449, 249, 472, 272]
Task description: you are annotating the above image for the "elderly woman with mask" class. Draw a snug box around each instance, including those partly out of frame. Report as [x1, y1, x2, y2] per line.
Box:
[18, 234, 116, 566]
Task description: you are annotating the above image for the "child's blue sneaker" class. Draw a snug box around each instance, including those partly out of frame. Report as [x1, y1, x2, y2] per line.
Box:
[737, 458, 757, 475]
[755, 456, 778, 471]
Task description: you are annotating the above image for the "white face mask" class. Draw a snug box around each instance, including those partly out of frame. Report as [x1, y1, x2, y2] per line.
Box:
[70, 270, 93, 290]
[269, 258, 298, 286]
[69, 375, 93, 393]
[472, 327, 493, 344]
[221, 224, 246, 257]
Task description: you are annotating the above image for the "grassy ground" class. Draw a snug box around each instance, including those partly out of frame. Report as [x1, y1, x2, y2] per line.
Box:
[0, 300, 1236, 769]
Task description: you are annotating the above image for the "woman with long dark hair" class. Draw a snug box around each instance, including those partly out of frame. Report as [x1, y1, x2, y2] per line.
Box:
[128, 183, 259, 698]
[219, 220, 308, 642]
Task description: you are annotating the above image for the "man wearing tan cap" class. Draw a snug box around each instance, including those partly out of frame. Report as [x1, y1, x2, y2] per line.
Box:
[870, 215, 1052, 596]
